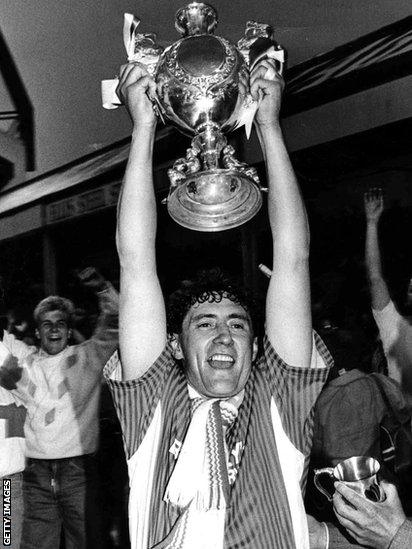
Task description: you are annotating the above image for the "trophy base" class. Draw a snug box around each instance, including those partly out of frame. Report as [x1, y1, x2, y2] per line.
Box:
[167, 169, 262, 232]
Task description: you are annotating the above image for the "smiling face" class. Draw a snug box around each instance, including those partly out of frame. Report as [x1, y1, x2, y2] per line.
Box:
[174, 297, 258, 398]
[36, 310, 71, 355]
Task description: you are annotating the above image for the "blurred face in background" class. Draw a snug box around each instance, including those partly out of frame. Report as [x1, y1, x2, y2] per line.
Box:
[36, 310, 71, 355]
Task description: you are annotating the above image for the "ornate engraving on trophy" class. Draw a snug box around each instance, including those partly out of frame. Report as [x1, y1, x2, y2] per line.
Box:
[126, 2, 285, 231]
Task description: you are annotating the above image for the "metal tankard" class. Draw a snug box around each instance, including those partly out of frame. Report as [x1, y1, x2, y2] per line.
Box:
[104, 2, 284, 231]
[314, 456, 385, 503]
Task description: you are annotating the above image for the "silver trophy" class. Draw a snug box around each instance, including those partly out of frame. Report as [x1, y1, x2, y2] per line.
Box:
[109, 3, 284, 231]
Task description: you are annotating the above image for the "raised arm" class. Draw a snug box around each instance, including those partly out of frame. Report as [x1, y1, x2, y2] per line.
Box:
[364, 189, 390, 311]
[115, 63, 167, 380]
[77, 267, 119, 365]
[252, 59, 312, 367]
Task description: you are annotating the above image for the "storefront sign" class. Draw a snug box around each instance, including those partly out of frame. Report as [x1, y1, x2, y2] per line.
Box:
[44, 182, 121, 224]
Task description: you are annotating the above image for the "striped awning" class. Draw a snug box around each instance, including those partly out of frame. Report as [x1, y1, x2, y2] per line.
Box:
[284, 16, 412, 116]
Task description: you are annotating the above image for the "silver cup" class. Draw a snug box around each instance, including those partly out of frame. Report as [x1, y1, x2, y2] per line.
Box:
[157, 3, 275, 231]
[314, 456, 385, 502]
[135, 2, 284, 231]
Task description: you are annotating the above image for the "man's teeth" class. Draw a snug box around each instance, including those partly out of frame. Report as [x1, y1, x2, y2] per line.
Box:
[209, 354, 234, 362]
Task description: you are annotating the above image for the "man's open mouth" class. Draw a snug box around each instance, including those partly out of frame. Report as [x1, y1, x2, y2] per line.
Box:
[207, 354, 235, 369]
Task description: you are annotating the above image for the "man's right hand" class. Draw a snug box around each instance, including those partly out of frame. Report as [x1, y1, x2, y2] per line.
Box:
[364, 188, 384, 224]
[116, 62, 157, 129]
[333, 481, 406, 549]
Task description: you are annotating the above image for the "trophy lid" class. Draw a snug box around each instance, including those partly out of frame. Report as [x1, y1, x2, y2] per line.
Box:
[175, 2, 218, 36]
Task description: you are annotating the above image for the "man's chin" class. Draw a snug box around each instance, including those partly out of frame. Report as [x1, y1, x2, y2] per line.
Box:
[202, 381, 243, 399]
[43, 343, 66, 355]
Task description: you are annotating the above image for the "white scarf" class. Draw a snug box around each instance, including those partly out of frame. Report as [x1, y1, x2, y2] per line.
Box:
[162, 387, 243, 549]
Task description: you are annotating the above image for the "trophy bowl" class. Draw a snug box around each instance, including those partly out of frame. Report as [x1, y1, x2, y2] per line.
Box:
[156, 5, 246, 135]
[155, 2, 269, 232]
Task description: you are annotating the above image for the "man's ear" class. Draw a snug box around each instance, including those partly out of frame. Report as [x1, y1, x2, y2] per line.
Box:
[170, 334, 184, 360]
[252, 337, 258, 361]
[68, 329, 73, 339]
[35, 328, 40, 340]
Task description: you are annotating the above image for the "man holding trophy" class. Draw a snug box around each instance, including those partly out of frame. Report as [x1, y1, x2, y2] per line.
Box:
[104, 3, 332, 548]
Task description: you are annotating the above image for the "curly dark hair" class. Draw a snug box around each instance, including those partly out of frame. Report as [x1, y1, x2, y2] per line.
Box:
[167, 268, 262, 334]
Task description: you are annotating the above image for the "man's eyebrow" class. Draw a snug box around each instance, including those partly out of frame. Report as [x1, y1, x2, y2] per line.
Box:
[227, 313, 249, 321]
[40, 320, 67, 325]
[190, 312, 250, 323]
[190, 313, 217, 323]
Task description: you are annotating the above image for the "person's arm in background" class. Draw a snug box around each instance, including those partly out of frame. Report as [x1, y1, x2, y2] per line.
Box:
[364, 188, 390, 311]
[333, 481, 408, 549]
[77, 267, 119, 365]
[364, 189, 407, 384]
[115, 63, 166, 380]
[252, 59, 312, 367]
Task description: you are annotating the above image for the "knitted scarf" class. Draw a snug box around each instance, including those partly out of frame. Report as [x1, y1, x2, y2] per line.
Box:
[161, 389, 242, 549]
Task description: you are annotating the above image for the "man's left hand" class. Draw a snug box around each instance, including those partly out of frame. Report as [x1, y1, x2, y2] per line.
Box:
[250, 58, 284, 130]
[333, 481, 406, 549]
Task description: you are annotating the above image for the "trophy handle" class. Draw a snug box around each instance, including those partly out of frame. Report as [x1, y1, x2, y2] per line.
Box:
[238, 21, 285, 75]
[313, 468, 335, 501]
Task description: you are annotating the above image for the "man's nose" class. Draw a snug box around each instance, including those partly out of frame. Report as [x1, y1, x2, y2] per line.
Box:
[213, 324, 233, 344]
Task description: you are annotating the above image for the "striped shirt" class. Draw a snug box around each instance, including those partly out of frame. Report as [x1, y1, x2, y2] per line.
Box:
[105, 332, 331, 549]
